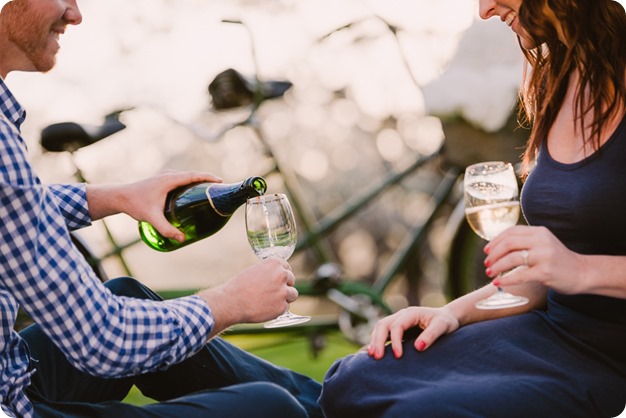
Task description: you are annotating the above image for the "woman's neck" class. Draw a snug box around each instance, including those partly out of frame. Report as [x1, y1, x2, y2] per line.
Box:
[546, 71, 625, 164]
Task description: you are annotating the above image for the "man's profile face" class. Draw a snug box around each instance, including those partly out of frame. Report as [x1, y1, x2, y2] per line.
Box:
[0, 0, 81, 74]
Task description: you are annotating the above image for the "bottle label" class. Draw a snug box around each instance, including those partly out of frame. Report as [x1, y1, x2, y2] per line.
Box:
[205, 184, 229, 217]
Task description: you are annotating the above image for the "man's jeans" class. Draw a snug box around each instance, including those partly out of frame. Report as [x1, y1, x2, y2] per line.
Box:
[20, 277, 323, 418]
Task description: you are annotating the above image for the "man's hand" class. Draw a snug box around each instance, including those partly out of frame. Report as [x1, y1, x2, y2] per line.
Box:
[86, 170, 222, 242]
[198, 257, 298, 337]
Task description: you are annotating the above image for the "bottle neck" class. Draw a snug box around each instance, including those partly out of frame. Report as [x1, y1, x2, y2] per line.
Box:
[207, 177, 266, 216]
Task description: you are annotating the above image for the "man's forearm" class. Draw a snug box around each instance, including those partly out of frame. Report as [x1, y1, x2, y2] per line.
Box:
[85, 183, 126, 221]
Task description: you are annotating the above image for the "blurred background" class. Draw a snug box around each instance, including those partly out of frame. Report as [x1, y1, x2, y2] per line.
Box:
[6, 0, 626, 391]
[8, 0, 622, 322]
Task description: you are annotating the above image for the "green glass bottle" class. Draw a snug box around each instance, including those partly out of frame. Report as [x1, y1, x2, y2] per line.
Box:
[139, 176, 267, 252]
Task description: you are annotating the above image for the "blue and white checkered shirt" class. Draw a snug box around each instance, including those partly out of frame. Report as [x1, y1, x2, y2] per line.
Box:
[0, 79, 214, 418]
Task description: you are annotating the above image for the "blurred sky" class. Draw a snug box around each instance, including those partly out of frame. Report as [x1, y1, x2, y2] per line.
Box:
[7, 0, 498, 133]
[4, 0, 622, 139]
[2, 0, 622, 144]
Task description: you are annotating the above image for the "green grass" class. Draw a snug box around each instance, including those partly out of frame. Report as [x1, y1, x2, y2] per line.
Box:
[225, 330, 358, 381]
[123, 330, 358, 405]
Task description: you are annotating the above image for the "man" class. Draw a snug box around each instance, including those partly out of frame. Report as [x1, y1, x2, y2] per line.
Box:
[0, 1, 322, 417]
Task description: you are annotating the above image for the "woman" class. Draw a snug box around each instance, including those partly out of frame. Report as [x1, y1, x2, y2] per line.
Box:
[319, 0, 626, 416]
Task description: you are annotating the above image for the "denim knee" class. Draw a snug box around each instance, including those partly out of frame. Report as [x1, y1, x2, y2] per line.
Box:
[104, 277, 161, 301]
[232, 382, 308, 418]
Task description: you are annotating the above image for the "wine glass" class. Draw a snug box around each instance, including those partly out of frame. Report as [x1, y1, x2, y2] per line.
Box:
[464, 161, 529, 310]
[245, 193, 311, 327]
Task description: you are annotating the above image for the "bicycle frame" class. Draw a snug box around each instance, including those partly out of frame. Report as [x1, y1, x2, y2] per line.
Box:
[36, 17, 494, 352]
[39, 103, 467, 349]
[206, 108, 465, 345]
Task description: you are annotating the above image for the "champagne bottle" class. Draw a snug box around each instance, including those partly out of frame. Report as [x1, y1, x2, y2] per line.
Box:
[139, 176, 267, 252]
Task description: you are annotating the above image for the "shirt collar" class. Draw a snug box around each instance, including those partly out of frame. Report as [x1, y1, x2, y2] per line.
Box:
[0, 78, 27, 130]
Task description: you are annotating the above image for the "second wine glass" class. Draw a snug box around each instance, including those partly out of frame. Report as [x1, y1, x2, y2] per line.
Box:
[464, 161, 529, 310]
[245, 193, 311, 328]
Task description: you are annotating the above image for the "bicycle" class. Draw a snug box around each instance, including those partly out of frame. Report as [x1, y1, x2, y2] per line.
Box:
[34, 18, 527, 354]
[202, 67, 526, 347]
[36, 84, 525, 351]
[40, 108, 139, 280]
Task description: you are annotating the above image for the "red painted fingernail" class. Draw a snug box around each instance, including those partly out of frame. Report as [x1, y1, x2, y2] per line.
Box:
[484, 259, 491, 267]
[493, 279, 501, 287]
[486, 268, 493, 277]
[394, 349, 401, 359]
[416, 341, 426, 351]
[367, 345, 373, 355]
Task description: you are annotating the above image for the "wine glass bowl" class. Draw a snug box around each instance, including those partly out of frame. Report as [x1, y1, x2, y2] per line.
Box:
[464, 161, 529, 310]
[245, 193, 311, 328]
[246, 194, 297, 260]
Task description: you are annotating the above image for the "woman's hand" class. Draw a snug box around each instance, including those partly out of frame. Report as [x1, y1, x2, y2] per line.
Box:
[484, 225, 585, 295]
[86, 171, 222, 242]
[367, 306, 460, 360]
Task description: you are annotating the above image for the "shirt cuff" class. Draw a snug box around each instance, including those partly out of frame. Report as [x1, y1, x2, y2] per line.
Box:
[48, 183, 91, 230]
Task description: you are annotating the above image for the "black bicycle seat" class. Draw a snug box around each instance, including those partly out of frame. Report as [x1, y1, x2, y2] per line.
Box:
[40, 109, 131, 153]
[208, 68, 292, 110]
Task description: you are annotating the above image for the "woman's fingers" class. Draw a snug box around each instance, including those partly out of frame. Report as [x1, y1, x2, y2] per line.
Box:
[367, 307, 459, 359]
[484, 226, 548, 277]
[414, 319, 449, 353]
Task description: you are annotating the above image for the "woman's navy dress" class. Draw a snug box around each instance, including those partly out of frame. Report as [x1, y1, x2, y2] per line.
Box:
[319, 115, 626, 418]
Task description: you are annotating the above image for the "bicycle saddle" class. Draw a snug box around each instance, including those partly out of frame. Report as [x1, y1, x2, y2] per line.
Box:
[40, 109, 130, 153]
[208, 68, 292, 110]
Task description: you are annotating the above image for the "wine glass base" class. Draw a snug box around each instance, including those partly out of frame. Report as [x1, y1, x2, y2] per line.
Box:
[264, 313, 311, 328]
[475, 291, 529, 310]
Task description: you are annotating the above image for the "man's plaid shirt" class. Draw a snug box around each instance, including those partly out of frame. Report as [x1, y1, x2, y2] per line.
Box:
[0, 79, 213, 418]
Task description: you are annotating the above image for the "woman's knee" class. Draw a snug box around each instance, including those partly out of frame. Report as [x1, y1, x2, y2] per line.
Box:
[320, 353, 382, 416]
[321, 353, 366, 395]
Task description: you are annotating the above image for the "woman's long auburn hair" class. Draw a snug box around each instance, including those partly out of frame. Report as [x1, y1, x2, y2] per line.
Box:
[517, 0, 626, 171]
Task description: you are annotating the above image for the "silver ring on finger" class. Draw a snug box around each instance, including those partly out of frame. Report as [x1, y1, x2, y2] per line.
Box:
[521, 250, 529, 267]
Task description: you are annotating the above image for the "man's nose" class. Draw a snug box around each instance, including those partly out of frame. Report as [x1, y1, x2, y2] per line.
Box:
[64, 1, 83, 25]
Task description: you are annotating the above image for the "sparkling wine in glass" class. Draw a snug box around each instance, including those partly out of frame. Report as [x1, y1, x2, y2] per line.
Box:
[464, 161, 529, 310]
[245, 193, 311, 328]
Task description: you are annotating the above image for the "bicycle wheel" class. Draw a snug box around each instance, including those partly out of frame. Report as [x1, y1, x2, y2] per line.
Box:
[445, 216, 491, 300]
